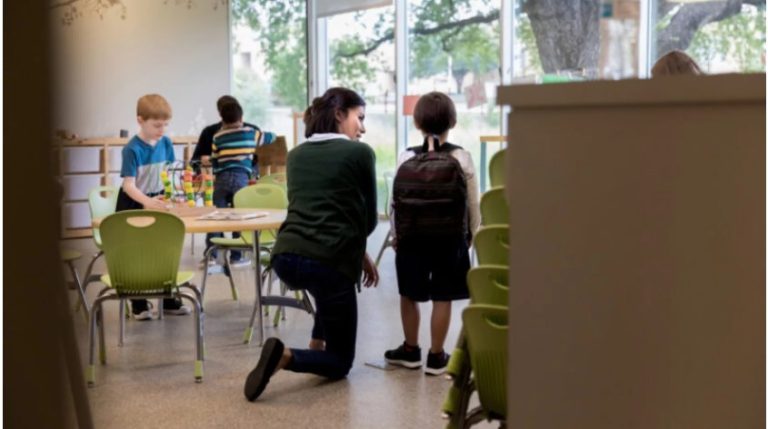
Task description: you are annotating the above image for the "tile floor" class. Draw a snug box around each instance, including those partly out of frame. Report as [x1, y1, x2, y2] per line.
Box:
[65, 222, 493, 428]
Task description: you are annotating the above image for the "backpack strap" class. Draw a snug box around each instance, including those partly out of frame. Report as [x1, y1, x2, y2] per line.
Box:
[409, 137, 462, 155]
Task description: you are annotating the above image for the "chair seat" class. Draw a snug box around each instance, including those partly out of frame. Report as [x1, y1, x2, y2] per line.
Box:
[100, 271, 195, 288]
[61, 249, 82, 262]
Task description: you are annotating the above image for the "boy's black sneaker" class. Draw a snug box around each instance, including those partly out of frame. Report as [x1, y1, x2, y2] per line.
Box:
[384, 342, 422, 369]
[425, 350, 450, 376]
[163, 298, 191, 315]
[131, 299, 153, 321]
[244, 337, 285, 401]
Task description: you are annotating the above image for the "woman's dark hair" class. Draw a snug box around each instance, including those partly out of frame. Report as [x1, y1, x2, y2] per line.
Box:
[413, 92, 456, 135]
[219, 101, 243, 124]
[303, 87, 366, 137]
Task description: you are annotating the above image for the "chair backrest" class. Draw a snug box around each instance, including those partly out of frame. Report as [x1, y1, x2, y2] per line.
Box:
[88, 186, 119, 247]
[489, 149, 506, 189]
[99, 211, 185, 294]
[462, 304, 507, 419]
[480, 187, 509, 226]
[467, 265, 508, 306]
[474, 225, 509, 266]
[258, 173, 287, 189]
[234, 184, 288, 244]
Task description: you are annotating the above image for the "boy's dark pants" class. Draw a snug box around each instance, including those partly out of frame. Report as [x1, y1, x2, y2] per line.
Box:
[205, 169, 250, 261]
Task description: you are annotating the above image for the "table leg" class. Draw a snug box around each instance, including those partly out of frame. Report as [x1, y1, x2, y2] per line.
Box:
[243, 232, 263, 345]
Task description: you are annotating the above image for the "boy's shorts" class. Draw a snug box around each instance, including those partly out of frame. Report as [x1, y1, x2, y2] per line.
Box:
[395, 236, 470, 302]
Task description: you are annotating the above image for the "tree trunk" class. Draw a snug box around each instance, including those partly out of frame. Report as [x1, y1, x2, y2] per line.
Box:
[523, 0, 601, 73]
[656, 0, 747, 58]
[452, 68, 468, 93]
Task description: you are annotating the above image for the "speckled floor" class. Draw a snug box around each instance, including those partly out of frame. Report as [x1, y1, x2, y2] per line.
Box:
[65, 222, 494, 428]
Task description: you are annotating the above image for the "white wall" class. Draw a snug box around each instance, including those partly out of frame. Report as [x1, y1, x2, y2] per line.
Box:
[51, 0, 230, 138]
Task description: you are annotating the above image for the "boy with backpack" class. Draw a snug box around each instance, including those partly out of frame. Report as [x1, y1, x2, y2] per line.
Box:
[384, 92, 480, 375]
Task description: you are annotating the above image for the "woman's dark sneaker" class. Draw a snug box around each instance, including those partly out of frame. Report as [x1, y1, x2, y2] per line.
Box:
[244, 337, 285, 401]
[425, 350, 450, 376]
[384, 342, 422, 369]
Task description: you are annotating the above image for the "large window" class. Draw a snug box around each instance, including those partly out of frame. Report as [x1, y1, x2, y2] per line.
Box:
[407, 0, 502, 188]
[327, 6, 396, 214]
[231, 0, 308, 147]
[230, 0, 765, 205]
[652, 0, 766, 73]
[512, 1, 642, 80]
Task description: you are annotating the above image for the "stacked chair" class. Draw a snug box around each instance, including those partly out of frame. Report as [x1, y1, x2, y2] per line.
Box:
[443, 148, 509, 428]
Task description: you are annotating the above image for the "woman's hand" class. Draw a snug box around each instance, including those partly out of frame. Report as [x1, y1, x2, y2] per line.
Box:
[361, 253, 379, 288]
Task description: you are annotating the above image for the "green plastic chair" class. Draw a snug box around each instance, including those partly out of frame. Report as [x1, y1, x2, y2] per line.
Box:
[87, 210, 203, 386]
[61, 248, 89, 319]
[80, 186, 119, 310]
[474, 225, 509, 266]
[480, 187, 509, 226]
[467, 265, 508, 306]
[202, 183, 287, 301]
[488, 149, 506, 189]
[258, 172, 287, 190]
[462, 305, 507, 425]
[203, 183, 314, 327]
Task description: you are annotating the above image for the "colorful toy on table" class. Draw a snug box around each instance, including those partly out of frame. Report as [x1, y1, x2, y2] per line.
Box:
[203, 174, 214, 207]
[183, 167, 196, 207]
[160, 170, 173, 201]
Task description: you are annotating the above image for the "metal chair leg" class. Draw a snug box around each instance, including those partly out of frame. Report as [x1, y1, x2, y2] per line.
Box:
[179, 291, 204, 383]
[224, 249, 238, 301]
[87, 300, 100, 387]
[374, 229, 393, 266]
[118, 299, 125, 347]
[199, 245, 218, 301]
[97, 305, 106, 365]
[77, 250, 103, 312]
[66, 261, 90, 320]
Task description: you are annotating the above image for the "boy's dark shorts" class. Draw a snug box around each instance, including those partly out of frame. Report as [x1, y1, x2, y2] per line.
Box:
[395, 236, 470, 302]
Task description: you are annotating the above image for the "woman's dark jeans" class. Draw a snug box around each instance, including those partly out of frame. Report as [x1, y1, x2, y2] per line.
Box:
[271, 253, 357, 379]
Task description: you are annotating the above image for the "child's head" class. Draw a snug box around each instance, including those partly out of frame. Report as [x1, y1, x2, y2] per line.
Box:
[216, 95, 238, 112]
[136, 94, 172, 141]
[651, 50, 702, 77]
[413, 92, 456, 137]
[219, 100, 243, 125]
[304, 87, 366, 140]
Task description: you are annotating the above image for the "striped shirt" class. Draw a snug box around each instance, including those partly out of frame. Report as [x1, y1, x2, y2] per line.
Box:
[211, 126, 257, 174]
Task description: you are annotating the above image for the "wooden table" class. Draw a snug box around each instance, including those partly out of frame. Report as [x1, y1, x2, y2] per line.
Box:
[93, 207, 295, 345]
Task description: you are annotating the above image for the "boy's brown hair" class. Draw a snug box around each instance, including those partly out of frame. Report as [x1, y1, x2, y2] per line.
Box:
[413, 92, 456, 135]
[136, 94, 172, 120]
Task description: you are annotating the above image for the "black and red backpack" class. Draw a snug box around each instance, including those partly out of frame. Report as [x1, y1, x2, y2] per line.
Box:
[393, 135, 468, 244]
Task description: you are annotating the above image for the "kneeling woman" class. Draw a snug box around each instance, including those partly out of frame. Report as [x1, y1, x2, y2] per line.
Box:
[245, 87, 379, 401]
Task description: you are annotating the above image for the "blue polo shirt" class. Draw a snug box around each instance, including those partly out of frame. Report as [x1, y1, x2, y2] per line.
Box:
[120, 135, 175, 195]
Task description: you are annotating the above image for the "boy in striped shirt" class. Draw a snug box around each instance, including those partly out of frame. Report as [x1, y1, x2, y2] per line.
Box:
[207, 100, 257, 264]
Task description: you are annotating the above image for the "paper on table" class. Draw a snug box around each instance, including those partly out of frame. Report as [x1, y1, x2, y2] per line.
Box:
[197, 210, 269, 221]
